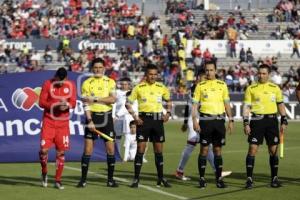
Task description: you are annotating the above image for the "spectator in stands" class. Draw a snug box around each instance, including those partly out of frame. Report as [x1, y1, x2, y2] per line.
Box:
[274, 4, 285, 22]
[0, 64, 7, 74]
[291, 39, 300, 58]
[237, 16, 247, 31]
[239, 30, 249, 40]
[203, 48, 212, 62]
[228, 39, 237, 58]
[249, 15, 259, 32]
[248, 0, 252, 11]
[246, 48, 254, 63]
[264, 56, 273, 67]
[69, 59, 83, 72]
[238, 74, 249, 91]
[288, 65, 298, 81]
[43, 45, 53, 63]
[31, 50, 41, 66]
[272, 25, 283, 39]
[211, 54, 218, 65]
[256, 57, 264, 66]
[0, 45, 6, 63]
[285, 0, 294, 22]
[225, 67, 235, 91]
[240, 48, 246, 62]
[282, 82, 295, 103]
[271, 70, 283, 86]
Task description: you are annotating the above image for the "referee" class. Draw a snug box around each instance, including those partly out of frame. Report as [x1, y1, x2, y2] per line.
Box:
[243, 64, 288, 189]
[77, 58, 118, 188]
[192, 61, 234, 189]
[126, 64, 172, 188]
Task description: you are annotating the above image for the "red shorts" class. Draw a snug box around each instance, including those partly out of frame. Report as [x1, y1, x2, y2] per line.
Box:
[40, 119, 70, 151]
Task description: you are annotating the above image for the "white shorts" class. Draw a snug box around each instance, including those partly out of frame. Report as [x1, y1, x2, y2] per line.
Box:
[187, 118, 200, 143]
[114, 114, 134, 136]
[114, 119, 123, 136]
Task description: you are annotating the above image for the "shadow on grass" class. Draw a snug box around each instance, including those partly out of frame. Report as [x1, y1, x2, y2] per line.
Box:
[0, 175, 110, 188]
[228, 172, 300, 186]
[112, 169, 300, 188]
[0, 176, 41, 187]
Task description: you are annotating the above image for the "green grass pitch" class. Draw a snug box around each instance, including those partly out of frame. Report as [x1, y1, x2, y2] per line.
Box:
[0, 122, 299, 200]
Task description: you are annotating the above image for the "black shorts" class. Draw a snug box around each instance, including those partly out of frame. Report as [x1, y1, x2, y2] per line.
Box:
[84, 111, 115, 142]
[248, 117, 279, 145]
[199, 119, 226, 147]
[136, 113, 165, 143]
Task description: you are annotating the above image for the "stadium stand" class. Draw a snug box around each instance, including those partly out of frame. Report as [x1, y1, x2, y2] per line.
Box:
[0, 0, 299, 98]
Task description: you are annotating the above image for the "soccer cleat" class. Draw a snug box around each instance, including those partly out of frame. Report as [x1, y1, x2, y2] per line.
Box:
[157, 178, 171, 188]
[41, 174, 48, 188]
[216, 179, 227, 188]
[245, 177, 253, 189]
[270, 176, 282, 188]
[54, 181, 65, 190]
[221, 171, 232, 178]
[130, 179, 139, 188]
[107, 179, 119, 187]
[175, 171, 191, 181]
[143, 158, 148, 163]
[198, 177, 207, 188]
[77, 180, 87, 188]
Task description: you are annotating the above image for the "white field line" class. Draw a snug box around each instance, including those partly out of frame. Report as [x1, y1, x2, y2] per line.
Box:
[63, 165, 189, 200]
[59, 147, 299, 199]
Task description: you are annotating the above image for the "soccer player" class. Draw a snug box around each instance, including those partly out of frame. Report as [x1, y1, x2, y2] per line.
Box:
[77, 58, 118, 188]
[39, 67, 77, 189]
[123, 121, 138, 162]
[113, 77, 134, 154]
[243, 64, 288, 189]
[192, 61, 234, 188]
[126, 63, 172, 188]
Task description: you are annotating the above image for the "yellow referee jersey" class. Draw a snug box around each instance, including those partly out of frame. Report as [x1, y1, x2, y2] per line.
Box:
[127, 81, 170, 113]
[81, 75, 116, 112]
[193, 79, 230, 115]
[244, 82, 283, 114]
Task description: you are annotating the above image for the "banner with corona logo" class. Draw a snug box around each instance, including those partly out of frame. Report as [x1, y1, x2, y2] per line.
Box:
[0, 39, 138, 52]
[0, 71, 121, 162]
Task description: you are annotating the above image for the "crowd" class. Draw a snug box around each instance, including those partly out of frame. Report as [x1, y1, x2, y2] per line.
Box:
[0, 0, 299, 100]
[0, 0, 161, 40]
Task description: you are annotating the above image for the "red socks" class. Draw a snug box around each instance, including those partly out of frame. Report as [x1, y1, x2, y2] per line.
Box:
[39, 151, 48, 175]
[55, 154, 65, 182]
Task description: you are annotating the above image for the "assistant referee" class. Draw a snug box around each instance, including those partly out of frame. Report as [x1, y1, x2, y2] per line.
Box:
[126, 63, 172, 188]
[192, 61, 234, 189]
[77, 57, 118, 188]
[243, 64, 288, 189]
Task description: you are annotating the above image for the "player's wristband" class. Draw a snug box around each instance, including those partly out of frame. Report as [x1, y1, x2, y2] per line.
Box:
[280, 116, 288, 125]
[243, 118, 250, 126]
